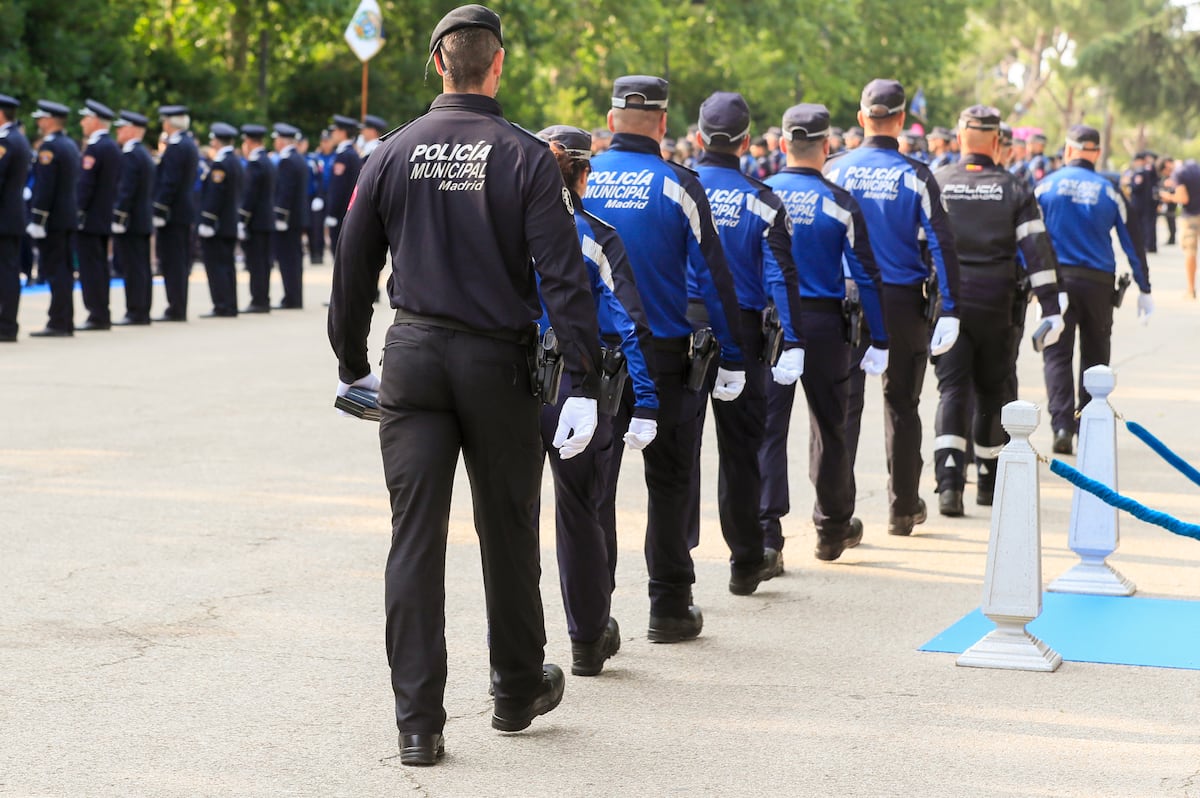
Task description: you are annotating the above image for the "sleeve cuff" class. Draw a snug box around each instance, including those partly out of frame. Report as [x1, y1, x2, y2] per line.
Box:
[632, 406, 658, 421]
[871, 339, 889, 350]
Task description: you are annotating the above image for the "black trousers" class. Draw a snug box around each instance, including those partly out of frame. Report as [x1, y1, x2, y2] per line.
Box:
[379, 322, 546, 735]
[540, 389, 616, 644]
[115, 234, 152, 322]
[156, 224, 191, 320]
[201, 237, 238, 315]
[933, 306, 1014, 492]
[76, 232, 111, 325]
[1135, 204, 1157, 253]
[1165, 205, 1177, 245]
[244, 233, 272, 309]
[328, 222, 342, 259]
[38, 232, 75, 332]
[1043, 272, 1114, 435]
[599, 340, 704, 618]
[0, 236, 20, 338]
[308, 213, 325, 264]
[273, 228, 304, 308]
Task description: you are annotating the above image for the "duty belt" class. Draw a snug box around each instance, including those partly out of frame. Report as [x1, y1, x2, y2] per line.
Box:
[393, 309, 535, 345]
[1059, 265, 1116, 287]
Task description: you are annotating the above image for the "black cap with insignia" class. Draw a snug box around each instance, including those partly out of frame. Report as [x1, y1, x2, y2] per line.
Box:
[860, 79, 905, 118]
[429, 4, 503, 54]
[32, 100, 71, 119]
[157, 104, 189, 117]
[958, 104, 1001, 131]
[612, 75, 669, 111]
[271, 122, 301, 139]
[781, 103, 831, 141]
[114, 109, 149, 128]
[361, 114, 388, 131]
[332, 114, 360, 132]
[537, 125, 592, 160]
[697, 91, 751, 145]
[210, 122, 238, 141]
[240, 123, 268, 139]
[1066, 124, 1101, 151]
[0, 94, 19, 111]
[78, 99, 115, 120]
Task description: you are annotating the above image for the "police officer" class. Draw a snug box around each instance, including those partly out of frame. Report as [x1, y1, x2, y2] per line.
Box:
[1037, 125, 1153, 454]
[844, 126, 864, 151]
[536, 124, 658, 677]
[197, 123, 244, 318]
[111, 110, 157, 326]
[271, 123, 308, 309]
[358, 114, 387, 160]
[586, 75, 745, 642]
[75, 100, 121, 330]
[926, 127, 956, 170]
[1010, 136, 1030, 181]
[823, 79, 962, 536]
[690, 91, 805, 592]
[932, 105, 1064, 515]
[1027, 133, 1051, 183]
[324, 115, 362, 254]
[305, 132, 327, 265]
[0, 95, 31, 342]
[761, 103, 889, 562]
[152, 104, 199, 322]
[238, 124, 276, 313]
[27, 100, 81, 337]
[328, 5, 603, 765]
[1129, 150, 1159, 254]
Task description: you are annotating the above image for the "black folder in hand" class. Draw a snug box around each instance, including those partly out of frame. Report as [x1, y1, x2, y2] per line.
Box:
[334, 387, 381, 422]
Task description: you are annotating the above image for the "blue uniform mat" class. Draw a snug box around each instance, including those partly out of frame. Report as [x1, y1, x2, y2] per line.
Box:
[920, 592, 1200, 670]
[21, 277, 160, 295]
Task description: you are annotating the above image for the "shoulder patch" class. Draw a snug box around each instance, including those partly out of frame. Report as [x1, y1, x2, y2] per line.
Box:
[561, 185, 574, 215]
[212, 169, 226, 184]
[39, 149, 54, 165]
[83, 155, 96, 170]
[333, 162, 346, 176]
[0, 145, 6, 160]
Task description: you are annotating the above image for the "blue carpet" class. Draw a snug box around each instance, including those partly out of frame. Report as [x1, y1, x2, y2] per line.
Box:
[21, 277, 161, 295]
[921, 592, 1200, 670]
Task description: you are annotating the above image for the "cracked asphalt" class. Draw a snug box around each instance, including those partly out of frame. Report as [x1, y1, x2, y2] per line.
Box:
[3, 242, 1200, 797]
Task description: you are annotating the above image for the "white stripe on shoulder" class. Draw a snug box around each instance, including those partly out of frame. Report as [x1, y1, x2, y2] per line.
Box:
[745, 193, 777, 226]
[1029, 270, 1056, 288]
[581, 235, 615, 291]
[903, 171, 932, 217]
[663, 177, 702, 244]
[821, 196, 854, 246]
[1015, 219, 1045, 241]
[1034, 182, 1052, 198]
[1104, 184, 1127, 223]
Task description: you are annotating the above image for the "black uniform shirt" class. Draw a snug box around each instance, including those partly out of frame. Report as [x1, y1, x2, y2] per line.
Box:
[77, 129, 121, 235]
[153, 131, 199, 227]
[199, 146, 244, 239]
[0, 121, 32, 237]
[240, 148, 276, 233]
[274, 146, 310, 230]
[326, 140, 362, 224]
[113, 138, 156, 235]
[31, 132, 81, 232]
[328, 92, 602, 389]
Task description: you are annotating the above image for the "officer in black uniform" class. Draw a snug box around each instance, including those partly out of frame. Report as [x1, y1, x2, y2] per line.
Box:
[932, 105, 1064, 514]
[197, 123, 244, 318]
[324, 115, 363, 255]
[271, 123, 308, 309]
[1129, 150, 1159, 254]
[0, 94, 32, 342]
[74, 99, 121, 330]
[111, 110, 157, 326]
[27, 100, 81, 337]
[152, 104, 199, 321]
[238, 124, 276, 313]
[358, 113, 387, 160]
[1027, 133, 1051, 183]
[328, 5, 603, 766]
[305, 132, 326, 265]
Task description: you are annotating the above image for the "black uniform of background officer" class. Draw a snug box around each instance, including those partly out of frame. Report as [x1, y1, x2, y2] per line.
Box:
[238, 125, 276, 313]
[271, 123, 309, 309]
[197, 123, 244, 318]
[75, 100, 121, 331]
[324, 115, 362, 255]
[1129, 150, 1159, 254]
[327, 5, 603, 767]
[152, 105, 199, 322]
[932, 105, 1064, 516]
[0, 94, 32, 342]
[27, 100, 81, 337]
[111, 110, 156, 326]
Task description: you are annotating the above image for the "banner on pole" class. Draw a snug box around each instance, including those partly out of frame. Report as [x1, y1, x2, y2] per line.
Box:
[345, 0, 386, 63]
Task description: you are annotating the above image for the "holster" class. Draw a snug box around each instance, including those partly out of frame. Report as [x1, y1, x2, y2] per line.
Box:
[1012, 274, 1031, 326]
[686, 327, 719, 393]
[842, 282, 863, 348]
[760, 303, 783, 366]
[597, 347, 629, 417]
[531, 326, 565, 406]
[922, 274, 940, 328]
[1113, 273, 1132, 308]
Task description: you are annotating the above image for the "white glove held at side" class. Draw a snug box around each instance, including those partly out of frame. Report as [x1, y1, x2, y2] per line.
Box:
[553, 397, 598, 460]
[623, 417, 658, 450]
[25, 223, 46, 239]
[929, 316, 960, 357]
[771, 348, 805, 386]
[711, 367, 746, 402]
[860, 346, 888, 376]
[1137, 292, 1154, 325]
[335, 372, 382, 417]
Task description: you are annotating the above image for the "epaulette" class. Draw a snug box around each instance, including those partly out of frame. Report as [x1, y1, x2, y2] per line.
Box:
[580, 207, 615, 231]
[666, 159, 700, 179]
[508, 121, 549, 146]
[742, 173, 772, 193]
[825, 149, 849, 164]
[378, 118, 415, 143]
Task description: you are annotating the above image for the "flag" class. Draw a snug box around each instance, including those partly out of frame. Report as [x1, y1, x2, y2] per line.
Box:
[345, 0, 386, 63]
[909, 88, 927, 121]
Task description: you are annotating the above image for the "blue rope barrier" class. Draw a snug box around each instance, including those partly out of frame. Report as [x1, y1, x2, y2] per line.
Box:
[1124, 420, 1200, 489]
[1049, 458, 1200, 542]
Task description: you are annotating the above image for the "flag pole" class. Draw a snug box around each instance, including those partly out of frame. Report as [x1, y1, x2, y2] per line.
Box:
[361, 61, 369, 121]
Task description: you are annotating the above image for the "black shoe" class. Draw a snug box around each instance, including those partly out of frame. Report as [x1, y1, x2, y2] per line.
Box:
[241, 304, 270, 314]
[0, 334, 17, 343]
[273, 302, 302, 310]
[571, 617, 621, 676]
[815, 518, 864, 562]
[888, 499, 928, 536]
[152, 314, 186, 323]
[29, 327, 72, 338]
[113, 317, 151, 326]
[1052, 429, 1074, 455]
[939, 489, 964, 517]
[647, 605, 703, 643]
[200, 310, 237, 318]
[491, 664, 565, 732]
[977, 487, 994, 506]
[77, 320, 111, 331]
[729, 548, 784, 595]
[398, 732, 444, 766]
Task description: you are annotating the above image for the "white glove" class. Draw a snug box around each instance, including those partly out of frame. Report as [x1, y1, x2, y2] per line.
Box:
[623, 417, 658, 450]
[860, 346, 888, 376]
[25, 223, 46, 239]
[22, 186, 32, 202]
[111, 222, 127, 235]
[1041, 314, 1065, 349]
[325, 216, 338, 228]
[929, 316, 960, 357]
[335, 372, 382, 417]
[275, 220, 288, 232]
[711, 367, 746, 402]
[771, 348, 805, 385]
[153, 216, 167, 228]
[237, 222, 247, 241]
[1058, 291, 1069, 316]
[553, 397, 598, 460]
[311, 197, 325, 212]
[1137, 292, 1154, 325]
[197, 224, 215, 239]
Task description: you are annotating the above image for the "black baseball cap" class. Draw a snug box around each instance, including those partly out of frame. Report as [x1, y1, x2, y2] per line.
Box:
[860, 79, 905, 118]
[537, 125, 591, 160]
[429, 4, 502, 54]
[697, 92, 751, 145]
[612, 75, 669, 111]
[361, 114, 388, 131]
[958, 105, 1001, 131]
[1066, 124, 1101, 150]
[781, 103, 830, 141]
[332, 114, 359, 132]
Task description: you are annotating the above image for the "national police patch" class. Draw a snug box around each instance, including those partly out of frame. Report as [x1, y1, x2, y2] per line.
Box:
[82, 155, 96, 170]
[0, 145, 6, 160]
[561, 186, 574, 215]
[333, 162, 346, 176]
[783, 213, 794, 235]
[38, 149, 53, 165]
[212, 169, 225, 184]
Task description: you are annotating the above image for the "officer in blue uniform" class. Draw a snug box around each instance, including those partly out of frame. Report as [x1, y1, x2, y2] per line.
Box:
[324, 115, 363, 255]
[238, 124, 276, 313]
[111, 110, 157, 326]
[27, 100, 81, 337]
[1027, 133, 1052, 184]
[328, 5, 603, 765]
[271, 123, 309, 309]
[689, 91, 805, 592]
[823, 79, 962, 536]
[536, 124, 658, 677]
[1129, 150, 1159, 254]
[152, 104, 199, 322]
[0, 94, 32, 342]
[358, 114, 387, 161]
[305, 132, 327, 265]
[197, 123, 244, 318]
[760, 103, 889, 562]
[74, 100, 121, 330]
[586, 75, 745, 643]
[926, 127, 957, 170]
[1037, 124, 1153, 454]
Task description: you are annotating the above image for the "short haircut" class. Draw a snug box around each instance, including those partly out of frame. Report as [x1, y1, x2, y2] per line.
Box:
[440, 28, 501, 89]
[610, 107, 664, 137]
[786, 138, 824, 160]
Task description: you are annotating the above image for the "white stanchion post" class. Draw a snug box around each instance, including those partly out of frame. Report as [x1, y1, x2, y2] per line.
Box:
[958, 400, 1062, 672]
[1048, 365, 1136, 596]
